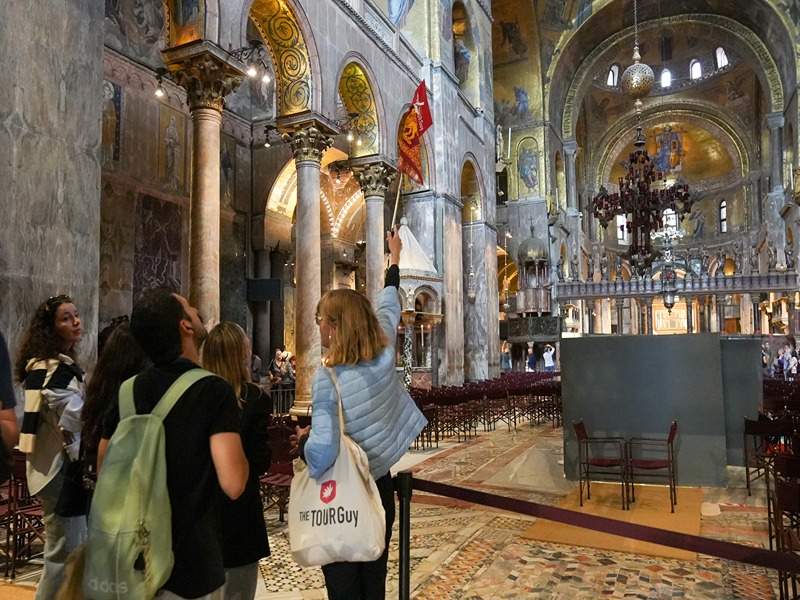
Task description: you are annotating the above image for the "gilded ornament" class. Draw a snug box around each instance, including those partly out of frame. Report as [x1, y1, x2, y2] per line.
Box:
[282, 126, 333, 163]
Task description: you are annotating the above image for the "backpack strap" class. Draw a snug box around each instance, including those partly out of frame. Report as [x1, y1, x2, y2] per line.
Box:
[119, 376, 137, 420]
[151, 369, 214, 420]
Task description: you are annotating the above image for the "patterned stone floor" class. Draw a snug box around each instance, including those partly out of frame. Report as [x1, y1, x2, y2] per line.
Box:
[256, 423, 779, 599]
[5, 423, 780, 599]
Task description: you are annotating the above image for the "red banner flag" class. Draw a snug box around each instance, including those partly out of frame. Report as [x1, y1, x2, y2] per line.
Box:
[397, 82, 432, 185]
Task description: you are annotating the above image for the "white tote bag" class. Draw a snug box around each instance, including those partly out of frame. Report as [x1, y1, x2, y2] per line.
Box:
[288, 368, 386, 567]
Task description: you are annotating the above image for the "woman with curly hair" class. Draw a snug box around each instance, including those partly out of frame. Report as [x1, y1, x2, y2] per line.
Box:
[15, 294, 87, 599]
[81, 321, 148, 495]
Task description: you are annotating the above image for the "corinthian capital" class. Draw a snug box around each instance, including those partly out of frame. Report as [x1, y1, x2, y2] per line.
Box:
[352, 161, 396, 198]
[282, 126, 333, 164]
[164, 43, 244, 112]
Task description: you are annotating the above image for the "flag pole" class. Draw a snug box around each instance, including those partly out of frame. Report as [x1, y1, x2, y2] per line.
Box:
[391, 172, 404, 228]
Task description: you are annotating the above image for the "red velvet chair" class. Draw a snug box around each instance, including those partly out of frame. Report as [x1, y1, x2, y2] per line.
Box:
[627, 421, 678, 513]
[573, 421, 629, 510]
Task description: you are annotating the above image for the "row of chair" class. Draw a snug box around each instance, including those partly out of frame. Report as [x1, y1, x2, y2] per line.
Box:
[0, 450, 46, 579]
[573, 421, 679, 513]
[409, 373, 562, 448]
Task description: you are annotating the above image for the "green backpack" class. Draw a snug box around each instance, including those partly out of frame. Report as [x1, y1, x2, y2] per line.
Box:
[83, 369, 213, 599]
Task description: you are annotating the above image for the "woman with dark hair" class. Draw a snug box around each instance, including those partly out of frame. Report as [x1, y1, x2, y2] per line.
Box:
[15, 294, 87, 599]
[82, 322, 148, 492]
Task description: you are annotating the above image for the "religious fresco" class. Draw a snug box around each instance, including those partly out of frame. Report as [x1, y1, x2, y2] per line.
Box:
[494, 86, 532, 128]
[99, 184, 136, 323]
[133, 195, 182, 300]
[609, 122, 735, 185]
[515, 137, 540, 199]
[101, 80, 122, 168]
[493, 0, 531, 66]
[170, 0, 203, 45]
[105, 0, 165, 70]
[157, 105, 186, 194]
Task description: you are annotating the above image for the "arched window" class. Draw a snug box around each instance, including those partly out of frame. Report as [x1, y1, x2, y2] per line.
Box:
[690, 59, 702, 80]
[662, 208, 677, 231]
[660, 68, 672, 88]
[715, 47, 728, 69]
[719, 200, 728, 233]
[606, 64, 619, 87]
[616, 214, 630, 244]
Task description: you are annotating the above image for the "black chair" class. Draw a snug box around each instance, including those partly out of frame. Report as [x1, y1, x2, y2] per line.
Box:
[627, 421, 679, 513]
[573, 421, 629, 510]
[771, 455, 800, 599]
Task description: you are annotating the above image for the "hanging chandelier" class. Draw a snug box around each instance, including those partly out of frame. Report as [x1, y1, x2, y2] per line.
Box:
[593, 127, 693, 275]
[592, 0, 692, 276]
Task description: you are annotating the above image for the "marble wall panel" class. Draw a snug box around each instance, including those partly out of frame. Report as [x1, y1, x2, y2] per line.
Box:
[463, 223, 488, 380]
[133, 195, 183, 300]
[0, 0, 103, 369]
[158, 103, 187, 195]
[122, 93, 159, 184]
[442, 200, 464, 385]
[101, 80, 123, 169]
[220, 215, 248, 328]
[235, 142, 252, 214]
[485, 227, 500, 377]
[404, 193, 437, 267]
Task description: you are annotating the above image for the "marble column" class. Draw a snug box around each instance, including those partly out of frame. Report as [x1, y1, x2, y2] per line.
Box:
[753, 300, 762, 335]
[563, 141, 579, 211]
[686, 298, 693, 333]
[645, 298, 654, 335]
[283, 125, 333, 417]
[166, 45, 244, 323]
[615, 299, 625, 335]
[716, 295, 726, 333]
[766, 113, 785, 193]
[353, 161, 395, 304]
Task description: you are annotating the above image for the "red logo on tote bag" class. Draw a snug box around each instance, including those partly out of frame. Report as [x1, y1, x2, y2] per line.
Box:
[320, 480, 337, 504]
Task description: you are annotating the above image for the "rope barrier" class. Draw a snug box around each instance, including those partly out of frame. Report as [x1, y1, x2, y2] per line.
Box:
[395, 472, 799, 599]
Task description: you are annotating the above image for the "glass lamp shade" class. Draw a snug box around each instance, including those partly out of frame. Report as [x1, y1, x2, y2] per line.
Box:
[621, 53, 654, 102]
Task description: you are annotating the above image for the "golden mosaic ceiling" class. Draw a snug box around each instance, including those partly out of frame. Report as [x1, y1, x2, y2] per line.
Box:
[249, 0, 312, 116]
[337, 62, 380, 157]
[609, 121, 735, 185]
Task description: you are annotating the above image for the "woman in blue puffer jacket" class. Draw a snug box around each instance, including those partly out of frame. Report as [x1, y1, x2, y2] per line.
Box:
[298, 228, 426, 600]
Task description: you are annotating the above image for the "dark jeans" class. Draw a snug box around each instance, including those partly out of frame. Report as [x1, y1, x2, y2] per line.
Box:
[322, 472, 395, 600]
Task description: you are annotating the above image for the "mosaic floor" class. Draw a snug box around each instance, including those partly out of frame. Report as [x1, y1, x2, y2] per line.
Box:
[5, 424, 779, 599]
[255, 423, 779, 600]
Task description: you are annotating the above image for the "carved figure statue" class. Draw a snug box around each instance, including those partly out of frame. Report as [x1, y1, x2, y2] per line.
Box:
[388, 0, 415, 27]
[454, 38, 471, 84]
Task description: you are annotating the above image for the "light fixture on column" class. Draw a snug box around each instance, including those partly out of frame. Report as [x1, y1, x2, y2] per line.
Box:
[466, 200, 478, 303]
[229, 40, 273, 84]
[263, 124, 279, 148]
[154, 68, 168, 98]
[334, 112, 365, 147]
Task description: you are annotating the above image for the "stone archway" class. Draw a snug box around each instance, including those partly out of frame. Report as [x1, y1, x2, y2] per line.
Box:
[337, 59, 382, 157]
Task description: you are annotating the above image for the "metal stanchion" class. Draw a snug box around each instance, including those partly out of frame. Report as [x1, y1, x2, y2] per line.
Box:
[396, 471, 413, 600]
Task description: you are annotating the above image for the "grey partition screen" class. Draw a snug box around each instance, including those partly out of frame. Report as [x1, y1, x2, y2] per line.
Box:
[561, 334, 731, 486]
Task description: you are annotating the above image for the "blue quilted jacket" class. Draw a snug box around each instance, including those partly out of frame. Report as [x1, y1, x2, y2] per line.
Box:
[304, 286, 427, 480]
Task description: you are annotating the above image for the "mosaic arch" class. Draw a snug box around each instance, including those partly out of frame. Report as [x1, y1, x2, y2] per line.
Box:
[555, 14, 785, 140]
[248, 0, 313, 116]
[337, 61, 381, 157]
[460, 158, 483, 223]
[264, 148, 366, 242]
[595, 109, 750, 191]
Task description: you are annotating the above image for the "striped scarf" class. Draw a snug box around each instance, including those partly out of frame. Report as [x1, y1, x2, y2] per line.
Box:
[20, 354, 84, 454]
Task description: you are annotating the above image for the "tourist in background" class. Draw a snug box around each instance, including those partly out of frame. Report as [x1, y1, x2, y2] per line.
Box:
[203, 322, 271, 600]
[295, 229, 426, 600]
[500, 340, 512, 372]
[526, 347, 536, 372]
[268, 348, 284, 385]
[15, 294, 87, 599]
[81, 322, 148, 497]
[543, 344, 556, 373]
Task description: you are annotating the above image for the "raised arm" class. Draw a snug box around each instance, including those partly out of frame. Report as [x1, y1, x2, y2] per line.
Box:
[375, 229, 402, 344]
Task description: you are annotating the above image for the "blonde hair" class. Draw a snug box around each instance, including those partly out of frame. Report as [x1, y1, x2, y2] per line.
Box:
[203, 322, 250, 397]
[317, 289, 387, 366]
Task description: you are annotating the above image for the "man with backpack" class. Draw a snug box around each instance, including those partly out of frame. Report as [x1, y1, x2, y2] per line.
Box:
[92, 289, 249, 599]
